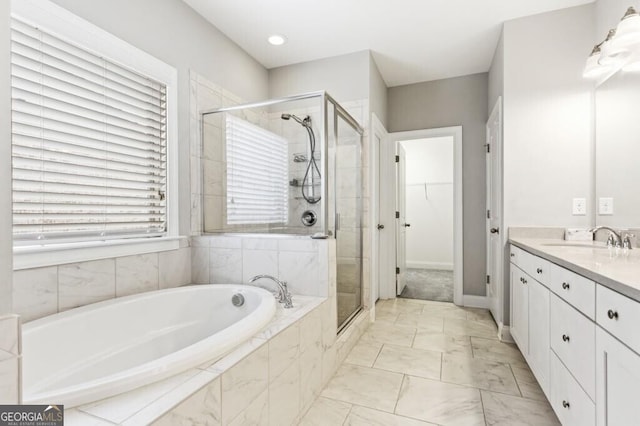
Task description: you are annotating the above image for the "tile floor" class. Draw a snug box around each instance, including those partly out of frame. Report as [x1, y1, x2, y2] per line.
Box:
[300, 298, 560, 426]
[400, 269, 454, 302]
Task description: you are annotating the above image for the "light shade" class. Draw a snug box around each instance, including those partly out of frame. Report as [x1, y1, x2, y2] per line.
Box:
[584, 44, 612, 79]
[267, 34, 287, 46]
[599, 29, 630, 66]
[611, 7, 640, 53]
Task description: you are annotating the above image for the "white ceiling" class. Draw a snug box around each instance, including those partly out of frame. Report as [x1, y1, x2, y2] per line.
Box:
[183, 0, 594, 87]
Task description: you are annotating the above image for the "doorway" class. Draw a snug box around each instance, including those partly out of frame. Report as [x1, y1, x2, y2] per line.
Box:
[398, 136, 455, 302]
[378, 126, 463, 305]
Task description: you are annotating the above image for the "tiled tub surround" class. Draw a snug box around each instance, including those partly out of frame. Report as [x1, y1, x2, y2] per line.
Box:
[62, 296, 370, 425]
[0, 314, 20, 404]
[192, 234, 332, 297]
[12, 242, 192, 323]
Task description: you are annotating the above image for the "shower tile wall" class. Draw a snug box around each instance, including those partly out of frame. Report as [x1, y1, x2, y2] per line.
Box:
[11, 242, 191, 323]
[0, 314, 20, 404]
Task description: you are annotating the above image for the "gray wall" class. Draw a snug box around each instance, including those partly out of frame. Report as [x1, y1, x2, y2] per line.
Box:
[51, 0, 270, 235]
[269, 51, 370, 102]
[0, 1, 10, 314]
[387, 73, 489, 296]
[369, 53, 388, 127]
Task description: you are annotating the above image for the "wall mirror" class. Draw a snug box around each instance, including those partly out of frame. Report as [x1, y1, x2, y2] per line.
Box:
[595, 68, 640, 228]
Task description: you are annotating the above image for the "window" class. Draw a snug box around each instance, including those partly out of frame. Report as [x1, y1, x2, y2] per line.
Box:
[225, 114, 289, 224]
[11, 0, 178, 269]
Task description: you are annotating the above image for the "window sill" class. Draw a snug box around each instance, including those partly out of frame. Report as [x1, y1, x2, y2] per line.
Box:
[13, 236, 184, 270]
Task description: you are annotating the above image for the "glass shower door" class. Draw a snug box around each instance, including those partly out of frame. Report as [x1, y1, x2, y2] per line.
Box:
[334, 111, 363, 331]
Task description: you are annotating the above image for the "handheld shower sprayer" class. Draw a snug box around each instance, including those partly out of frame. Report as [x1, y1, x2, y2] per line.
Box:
[281, 113, 311, 128]
[281, 112, 320, 204]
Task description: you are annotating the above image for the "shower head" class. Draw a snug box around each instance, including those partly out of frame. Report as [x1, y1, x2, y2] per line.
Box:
[281, 113, 311, 128]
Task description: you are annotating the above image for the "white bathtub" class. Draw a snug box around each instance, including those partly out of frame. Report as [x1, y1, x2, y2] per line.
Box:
[22, 284, 276, 408]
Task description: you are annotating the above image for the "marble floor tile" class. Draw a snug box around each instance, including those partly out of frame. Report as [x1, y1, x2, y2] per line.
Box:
[442, 354, 520, 396]
[376, 299, 424, 315]
[345, 405, 436, 426]
[373, 344, 441, 380]
[344, 341, 383, 367]
[396, 313, 444, 332]
[374, 309, 400, 323]
[470, 337, 527, 366]
[395, 375, 485, 426]
[421, 304, 469, 320]
[444, 318, 498, 340]
[321, 364, 404, 413]
[481, 390, 560, 426]
[299, 397, 351, 426]
[359, 321, 416, 347]
[464, 307, 494, 322]
[413, 331, 473, 357]
[511, 365, 547, 401]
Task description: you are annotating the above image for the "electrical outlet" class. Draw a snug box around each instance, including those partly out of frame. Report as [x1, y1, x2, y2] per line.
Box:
[572, 198, 586, 215]
[599, 197, 614, 215]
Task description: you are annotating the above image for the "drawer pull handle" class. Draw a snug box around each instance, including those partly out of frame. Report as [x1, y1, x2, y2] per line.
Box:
[607, 309, 619, 320]
[562, 334, 570, 342]
[562, 400, 570, 409]
[537, 268, 543, 274]
[562, 282, 570, 290]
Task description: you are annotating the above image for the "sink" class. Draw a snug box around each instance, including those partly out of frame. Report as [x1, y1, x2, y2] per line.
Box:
[541, 242, 609, 249]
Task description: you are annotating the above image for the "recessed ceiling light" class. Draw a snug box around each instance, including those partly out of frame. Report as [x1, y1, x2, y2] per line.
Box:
[268, 34, 287, 46]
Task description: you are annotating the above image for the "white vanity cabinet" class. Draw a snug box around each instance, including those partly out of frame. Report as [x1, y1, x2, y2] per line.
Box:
[510, 242, 640, 426]
[509, 246, 549, 393]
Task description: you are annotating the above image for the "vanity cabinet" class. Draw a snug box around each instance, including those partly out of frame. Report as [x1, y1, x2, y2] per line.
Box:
[510, 243, 640, 426]
[509, 246, 549, 393]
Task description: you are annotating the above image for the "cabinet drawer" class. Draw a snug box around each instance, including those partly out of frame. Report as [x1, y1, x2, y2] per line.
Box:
[550, 353, 595, 426]
[518, 249, 552, 287]
[510, 244, 521, 265]
[550, 294, 595, 399]
[596, 285, 640, 355]
[549, 265, 596, 320]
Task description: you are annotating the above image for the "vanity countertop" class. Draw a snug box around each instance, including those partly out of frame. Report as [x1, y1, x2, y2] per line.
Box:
[509, 237, 640, 303]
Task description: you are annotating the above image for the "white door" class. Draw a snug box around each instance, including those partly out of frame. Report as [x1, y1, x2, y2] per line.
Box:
[371, 115, 388, 302]
[486, 97, 503, 323]
[396, 144, 407, 296]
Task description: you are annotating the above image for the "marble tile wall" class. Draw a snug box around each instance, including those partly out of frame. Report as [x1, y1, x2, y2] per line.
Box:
[0, 314, 20, 404]
[192, 234, 332, 298]
[12, 242, 192, 323]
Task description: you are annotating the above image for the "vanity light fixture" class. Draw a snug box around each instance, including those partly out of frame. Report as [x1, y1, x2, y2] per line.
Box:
[611, 7, 640, 52]
[584, 6, 640, 81]
[267, 34, 287, 46]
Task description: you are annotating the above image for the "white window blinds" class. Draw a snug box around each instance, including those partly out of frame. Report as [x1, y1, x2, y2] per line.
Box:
[225, 114, 289, 224]
[10, 17, 168, 243]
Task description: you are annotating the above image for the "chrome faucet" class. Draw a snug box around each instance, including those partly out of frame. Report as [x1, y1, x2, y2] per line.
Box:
[249, 275, 294, 308]
[589, 226, 634, 249]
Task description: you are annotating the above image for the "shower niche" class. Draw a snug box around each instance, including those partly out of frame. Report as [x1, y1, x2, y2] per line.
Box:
[200, 92, 364, 330]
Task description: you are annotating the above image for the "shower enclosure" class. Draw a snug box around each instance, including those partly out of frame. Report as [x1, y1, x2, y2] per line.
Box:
[200, 91, 363, 331]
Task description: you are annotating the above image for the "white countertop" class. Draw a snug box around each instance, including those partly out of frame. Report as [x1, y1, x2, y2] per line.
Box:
[509, 238, 640, 302]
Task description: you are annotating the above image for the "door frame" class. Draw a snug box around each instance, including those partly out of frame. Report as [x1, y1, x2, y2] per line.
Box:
[370, 113, 387, 304]
[379, 126, 463, 305]
[486, 97, 504, 327]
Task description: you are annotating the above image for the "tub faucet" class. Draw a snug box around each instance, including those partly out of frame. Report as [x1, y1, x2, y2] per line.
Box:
[249, 275, 294, 308]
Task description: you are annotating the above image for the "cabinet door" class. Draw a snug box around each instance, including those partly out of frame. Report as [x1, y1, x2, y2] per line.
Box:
[511, 266, 529, 355]
[528, 279, 550, 395]
[596, 327, 640, 426]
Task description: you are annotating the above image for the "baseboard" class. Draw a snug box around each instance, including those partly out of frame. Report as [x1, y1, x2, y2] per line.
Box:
[462, 295, 489, 309]
[406, 261, 454, 270]
[499, 323, 514, 343]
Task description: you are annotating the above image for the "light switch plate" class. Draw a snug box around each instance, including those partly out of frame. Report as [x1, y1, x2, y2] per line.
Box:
[599, 197, 614, 215]
[572, 198, 586, 215]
